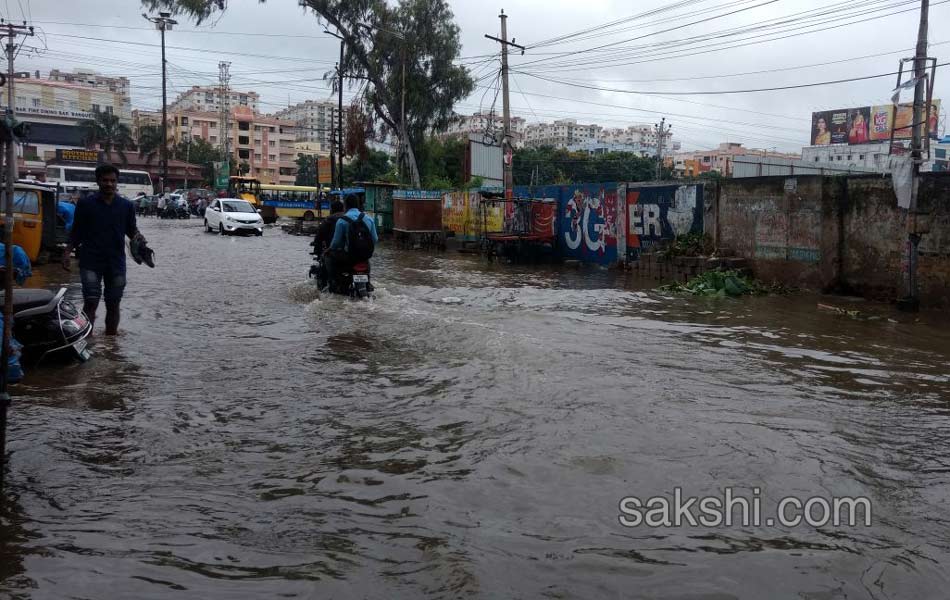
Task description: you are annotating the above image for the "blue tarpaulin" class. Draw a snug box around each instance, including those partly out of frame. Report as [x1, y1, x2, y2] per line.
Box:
[0, 243, 32, 285]
[57, 201, 76, 232]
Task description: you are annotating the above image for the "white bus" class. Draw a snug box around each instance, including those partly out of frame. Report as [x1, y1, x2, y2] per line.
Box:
[45, 165, 154, 198]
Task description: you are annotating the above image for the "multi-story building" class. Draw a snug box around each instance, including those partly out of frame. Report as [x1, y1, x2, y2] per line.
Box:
[523, 119, 601, 149]
[1, 71, 133, 172]
[274, 100, 340, 155]
[167, 105, 296, 185]
[131, 108, 163, 140]
[440, 112, 526, 148]
[169, 85, 260, 114]
[48, 68, 130, 97]
[674, 143, 800, 178]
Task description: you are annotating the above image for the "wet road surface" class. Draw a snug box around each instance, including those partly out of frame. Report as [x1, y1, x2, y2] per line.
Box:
[2, 217, 950, 599]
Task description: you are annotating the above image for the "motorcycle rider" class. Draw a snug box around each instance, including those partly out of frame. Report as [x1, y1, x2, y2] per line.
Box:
[325, 194, 377, 290]
[312, 199, 345, 256]
[309, 199, 345, 287]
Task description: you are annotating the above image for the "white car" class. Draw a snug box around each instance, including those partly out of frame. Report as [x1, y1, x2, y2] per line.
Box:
[204, 198, 264, 236]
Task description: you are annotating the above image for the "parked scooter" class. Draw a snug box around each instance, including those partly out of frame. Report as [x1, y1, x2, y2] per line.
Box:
[308, 254, 372, 300]
[0, 287, 93, 364]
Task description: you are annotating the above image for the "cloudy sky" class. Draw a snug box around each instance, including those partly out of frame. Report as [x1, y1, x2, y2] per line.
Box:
[12, 0, 950, 152]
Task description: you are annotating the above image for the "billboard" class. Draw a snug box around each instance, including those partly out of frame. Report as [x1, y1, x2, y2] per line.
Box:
[317, 157, 332, 185]
[811, 101, 941, 146]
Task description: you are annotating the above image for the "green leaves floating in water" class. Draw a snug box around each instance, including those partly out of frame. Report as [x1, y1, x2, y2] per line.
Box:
[661, 269, 788, 297]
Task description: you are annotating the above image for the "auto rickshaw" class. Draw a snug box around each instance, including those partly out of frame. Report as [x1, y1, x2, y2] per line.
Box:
[0, 181, 68, 265]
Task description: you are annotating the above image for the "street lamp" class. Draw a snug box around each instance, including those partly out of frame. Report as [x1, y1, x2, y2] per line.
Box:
[143, 11, 177, 192]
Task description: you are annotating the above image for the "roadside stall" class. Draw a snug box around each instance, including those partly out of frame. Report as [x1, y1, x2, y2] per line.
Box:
[393, 189, 445, 251]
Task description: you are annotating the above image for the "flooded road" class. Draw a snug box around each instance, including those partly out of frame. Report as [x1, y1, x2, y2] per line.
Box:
[2, 217, 950, 599]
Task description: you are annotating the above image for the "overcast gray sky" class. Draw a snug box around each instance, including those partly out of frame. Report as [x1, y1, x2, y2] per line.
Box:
[13, 0, 950, 152]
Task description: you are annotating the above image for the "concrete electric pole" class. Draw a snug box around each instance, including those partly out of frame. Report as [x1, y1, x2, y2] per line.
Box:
[144, 12, 177, 193]
[486, 10, 524, 198]
[899, 0, 930, 312]
[218, 61, 231, 163]
[655, 118, 671, 181]
[0, 19, 34, 487]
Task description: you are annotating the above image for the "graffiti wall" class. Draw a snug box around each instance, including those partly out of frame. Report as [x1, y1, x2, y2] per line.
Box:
[624, 184, 705, 261]
[559, 184, 620, 264]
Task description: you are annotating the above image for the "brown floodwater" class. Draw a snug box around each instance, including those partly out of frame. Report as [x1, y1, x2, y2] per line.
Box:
[1, 217, 949, 599]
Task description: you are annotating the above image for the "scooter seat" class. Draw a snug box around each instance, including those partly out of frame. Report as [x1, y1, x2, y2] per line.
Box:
[0, 288, 56, 312]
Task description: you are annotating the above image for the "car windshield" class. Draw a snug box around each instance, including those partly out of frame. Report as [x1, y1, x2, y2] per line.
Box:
[222, 201, 256, 213]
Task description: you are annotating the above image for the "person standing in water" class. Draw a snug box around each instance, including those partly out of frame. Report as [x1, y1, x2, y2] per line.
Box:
[62, 164, 146, 336]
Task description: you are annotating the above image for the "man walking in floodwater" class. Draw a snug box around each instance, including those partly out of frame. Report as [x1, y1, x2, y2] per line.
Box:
[62, 164, 145, 336]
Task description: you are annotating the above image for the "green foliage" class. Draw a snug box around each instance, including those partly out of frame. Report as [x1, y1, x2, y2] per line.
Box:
[658, 233, 714, 259]
[513, 146, 668, 186]
[79, 109, 133, 164]
[295, 154, 318, 186]
[143, 0, 475, 188]
[175, 137, 224, 185]
[465, 175, 485, 189]
[343, 149, 393, 185]
[136, 125, 170, 167]
[661, 269, 788, 297]
[418, 136, 466, 189]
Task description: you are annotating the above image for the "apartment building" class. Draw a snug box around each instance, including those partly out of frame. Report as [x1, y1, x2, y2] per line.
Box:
[2, 71, 133, 170]
[273, 100, 340, 155]
[674, 143, 801, 177]
[48, 68, 130, 97]
[440, 112, 527, 148]
[167, 106, 296, 184]
[523, 119, 601, 149]
[169, 85, 260, 114]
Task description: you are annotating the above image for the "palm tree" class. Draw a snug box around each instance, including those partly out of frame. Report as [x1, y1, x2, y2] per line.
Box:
[136, 124, 172, 167]
[79, 109, 134, 165]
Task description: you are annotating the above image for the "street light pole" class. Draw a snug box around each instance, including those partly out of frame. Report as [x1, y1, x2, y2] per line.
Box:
[143, 12, 177, 192]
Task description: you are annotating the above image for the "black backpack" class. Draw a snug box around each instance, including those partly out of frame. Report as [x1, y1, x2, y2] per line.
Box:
[342, 212, 375, 261]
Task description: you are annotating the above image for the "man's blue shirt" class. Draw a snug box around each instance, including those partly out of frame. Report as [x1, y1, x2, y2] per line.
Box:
[330, 208, 378, 251]
[69, 192, 137, 275]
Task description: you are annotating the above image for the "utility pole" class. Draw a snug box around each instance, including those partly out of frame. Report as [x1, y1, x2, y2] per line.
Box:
[144, 12, 177, 193]
[0, 19, 34, 487]
[486, 10, 525, 199]
[899, 0, 930, 312]
[218, 61, 231, 163]
[183, 133, 190, 188]
[338, 43, 344, 190]
[654, 118, 671, 181]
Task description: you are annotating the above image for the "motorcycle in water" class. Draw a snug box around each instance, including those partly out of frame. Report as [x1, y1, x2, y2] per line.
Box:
[308, 253, 372, 300]
[0, 287, 93, 364]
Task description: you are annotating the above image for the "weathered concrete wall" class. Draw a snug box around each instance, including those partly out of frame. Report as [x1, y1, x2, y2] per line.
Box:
[712, 172, 950, 306]
[714, 176, 834, 290]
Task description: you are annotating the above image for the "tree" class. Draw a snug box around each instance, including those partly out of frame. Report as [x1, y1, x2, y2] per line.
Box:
[174, 137, 223, 185]
[137, 124, 173, 167]
[512, 147, 662, 186]
[295, 154, 318, 186]
[79, 109, 133, 165]
[342, 148, 394, 184]
[142, 0, 475, 189]
[417, 136, 466, 188]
